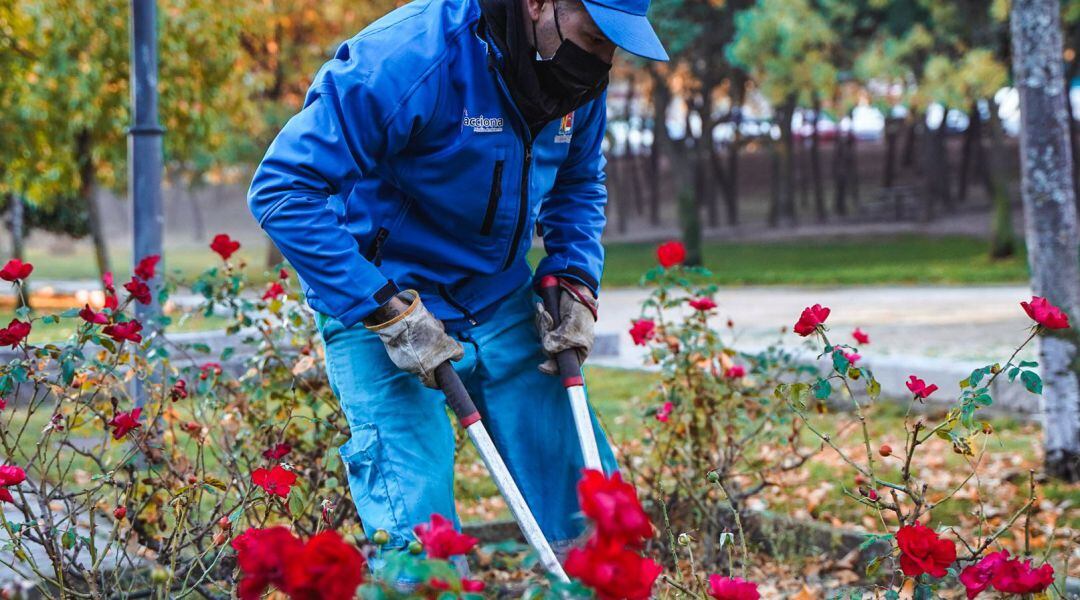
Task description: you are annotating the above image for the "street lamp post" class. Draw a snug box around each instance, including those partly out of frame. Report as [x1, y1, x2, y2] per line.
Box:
[128, 0, 164, 407]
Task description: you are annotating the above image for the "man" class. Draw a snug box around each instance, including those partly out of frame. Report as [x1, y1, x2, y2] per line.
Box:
[246, 0, 668, 562]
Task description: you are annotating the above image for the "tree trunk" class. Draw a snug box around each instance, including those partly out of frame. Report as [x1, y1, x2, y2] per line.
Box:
[883, 117, 900, 187]
[849, 126, 860, 209]
[1066, 73, 1080, 217]
[648, 66, 671, 227]
[832, 124, 849, 217]
[958, 101, 981, 205]
[985, 101, 1016, 259]
[810, 96, 825, 222]
[699, 88, 723, 228]
[901, 113, 919, 169]
[1011, 0, 1080, 481]
[723, 76, 746, 227]
[678, 183, 702, 267]
[777, 97, 798, 226]
[5, 193, 29, 310]
[76, 129, 111, 281]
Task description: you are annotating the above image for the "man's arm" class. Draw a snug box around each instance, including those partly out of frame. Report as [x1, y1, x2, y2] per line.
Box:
[247, 48, 442, 328]
[533, 90, 609, 297]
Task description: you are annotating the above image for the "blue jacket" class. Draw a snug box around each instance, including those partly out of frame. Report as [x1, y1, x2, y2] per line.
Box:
[247, 0, 608, 330]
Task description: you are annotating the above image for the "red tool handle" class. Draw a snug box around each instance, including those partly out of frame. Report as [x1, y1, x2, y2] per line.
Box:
[538, 276, 584, 388]
[435, 362, 481, 426]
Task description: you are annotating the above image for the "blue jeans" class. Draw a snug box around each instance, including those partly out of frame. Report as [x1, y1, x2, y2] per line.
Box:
[314, 281, 618, 550]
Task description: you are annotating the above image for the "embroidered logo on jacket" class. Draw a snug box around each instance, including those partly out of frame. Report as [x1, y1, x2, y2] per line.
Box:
[554, 112, 574, 143]
[461, 109, 504, 133]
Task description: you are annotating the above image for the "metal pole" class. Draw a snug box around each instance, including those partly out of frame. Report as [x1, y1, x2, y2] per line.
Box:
[129, 0, 164, 407]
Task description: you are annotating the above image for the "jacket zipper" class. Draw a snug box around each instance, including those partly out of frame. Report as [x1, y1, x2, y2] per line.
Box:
[365, 227, 390, 266]
[480, 159, 504, 235]
[484, 39, 534, 272]
[437, 284, 478, 325]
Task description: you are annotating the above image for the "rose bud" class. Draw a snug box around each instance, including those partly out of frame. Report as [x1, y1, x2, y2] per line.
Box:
[218, 516, 231, 530]
[408, 541, 423, 555]
[187, 475, 198, 484]
[372, 529, 390, 546]
[854, 474, 868, 486]
[879, 444, 892, 457]
[213, 531, 228, 546]
[113, 506, 127, 520]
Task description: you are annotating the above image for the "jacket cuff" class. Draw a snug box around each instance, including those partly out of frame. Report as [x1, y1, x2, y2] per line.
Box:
[335, 279, 400, 329]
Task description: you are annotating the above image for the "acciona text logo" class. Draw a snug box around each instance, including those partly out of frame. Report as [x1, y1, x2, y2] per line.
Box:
[461, 109, 504, 133]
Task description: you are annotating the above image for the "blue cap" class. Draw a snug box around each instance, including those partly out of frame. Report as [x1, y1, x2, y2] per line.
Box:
[581, 0, 668, 61]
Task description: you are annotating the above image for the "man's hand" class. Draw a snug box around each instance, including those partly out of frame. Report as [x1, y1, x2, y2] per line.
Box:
[365, 290, 464, 388]
[534, 279, 598, 374]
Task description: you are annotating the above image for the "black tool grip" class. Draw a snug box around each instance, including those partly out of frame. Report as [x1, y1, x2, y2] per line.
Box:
[435, 362, 481, 426]
[538, 277, 583, 387]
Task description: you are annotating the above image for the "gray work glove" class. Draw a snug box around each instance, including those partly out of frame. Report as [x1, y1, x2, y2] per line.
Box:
[366, 290, 464, 389]
[534, 279, 598, 375]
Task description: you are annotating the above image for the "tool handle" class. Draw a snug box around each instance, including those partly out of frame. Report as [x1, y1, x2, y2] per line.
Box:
[538, 276, 583, 387]
[435, 362, 481, 426]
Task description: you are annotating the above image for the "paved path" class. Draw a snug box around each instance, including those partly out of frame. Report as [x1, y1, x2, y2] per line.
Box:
[594, 283, 1036, 367]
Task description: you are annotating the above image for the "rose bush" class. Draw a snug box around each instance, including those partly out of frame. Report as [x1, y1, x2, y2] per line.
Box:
[0, 238, 1073, 599]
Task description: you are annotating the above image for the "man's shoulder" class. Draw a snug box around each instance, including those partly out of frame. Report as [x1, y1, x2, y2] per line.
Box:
[311, 0, 479, 94]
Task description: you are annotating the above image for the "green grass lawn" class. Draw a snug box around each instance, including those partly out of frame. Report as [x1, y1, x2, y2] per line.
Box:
[23, 234, 1028, 290]
[573, 234, 1031, 288]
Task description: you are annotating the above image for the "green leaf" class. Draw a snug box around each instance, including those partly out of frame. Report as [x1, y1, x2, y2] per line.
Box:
[969, 367, 987, 387]
[221, 346, 235, 361]
[191, 343, 211, 354]
[59, 308, 80, 318]
[14, 306, 30, 320]
[61, 529, 76, 550]
[1019, 360, 1038, 368]
[1008, 367, 1021, 382]
[866, 377, 881, 401]
[813, 378, 832, 400]
[41, 315, 59, 324]
[885, 591, 900, 600]
[1020, 370, 1043, 395]
[865, 555, 884, 577]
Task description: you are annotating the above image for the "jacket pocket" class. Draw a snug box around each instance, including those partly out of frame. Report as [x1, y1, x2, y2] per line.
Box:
[479, 159, 505, 236]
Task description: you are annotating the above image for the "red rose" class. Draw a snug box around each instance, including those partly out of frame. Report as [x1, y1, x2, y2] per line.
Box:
[629, 319, 656, 346]
[578, 470, 653, 546]
[896, 523, 956, 578]
[0, 319, 31, 347]
[461, 578, 485, 592]
[0, 398, 6, 411]
[655, 401, 673, 423]
[103, 320, 143, 343]
[108, 408, 143, 440]
[123, 278, 151, 305]
[724, 365, 746, 379]
[707, 575, 760, 600]
[1021, 296, 1070, 330]
[960, 550, 1010, 599]
[843, 351, 860, 365]
[278, 268, 289, 280]
[413, 513, 478, 559]
[991, 556, 1055, 595]
[200, 362, 223, 379]
[852, 327, 870, 345]
[689, 297, 717, 311]
[428, 578, 452, 591]
[134, 254, 160, 281]
[170, 379, 188, 401]
[251, 465, 297, 498]
[906, 375, 938, 400]
[232, 526, 304, 600]
[283, 530, 366, 600]
[262, 282, 285, 301]
[564, 536, 662, 600]
[794, 304, 830, 337]
[0, 465, 24, 504]
[263, 442, 292, 460]
[656, 240, 686, 268]
[0, 259, 33, 282]
[210, 233, 241, 260]
[79, 304, 109, 325]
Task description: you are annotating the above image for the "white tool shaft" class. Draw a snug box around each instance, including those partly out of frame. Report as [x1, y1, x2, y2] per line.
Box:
[568, 385, 603, 472]
[466, 422, 569, 582]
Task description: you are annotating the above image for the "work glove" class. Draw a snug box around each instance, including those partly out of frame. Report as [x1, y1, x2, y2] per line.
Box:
[366, 290, 464, 389]
[534, 278, 598, 375]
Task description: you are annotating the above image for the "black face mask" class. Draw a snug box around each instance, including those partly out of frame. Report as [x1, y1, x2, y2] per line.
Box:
[478, 0, 610, 137]
[532, 1, 611, 103]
